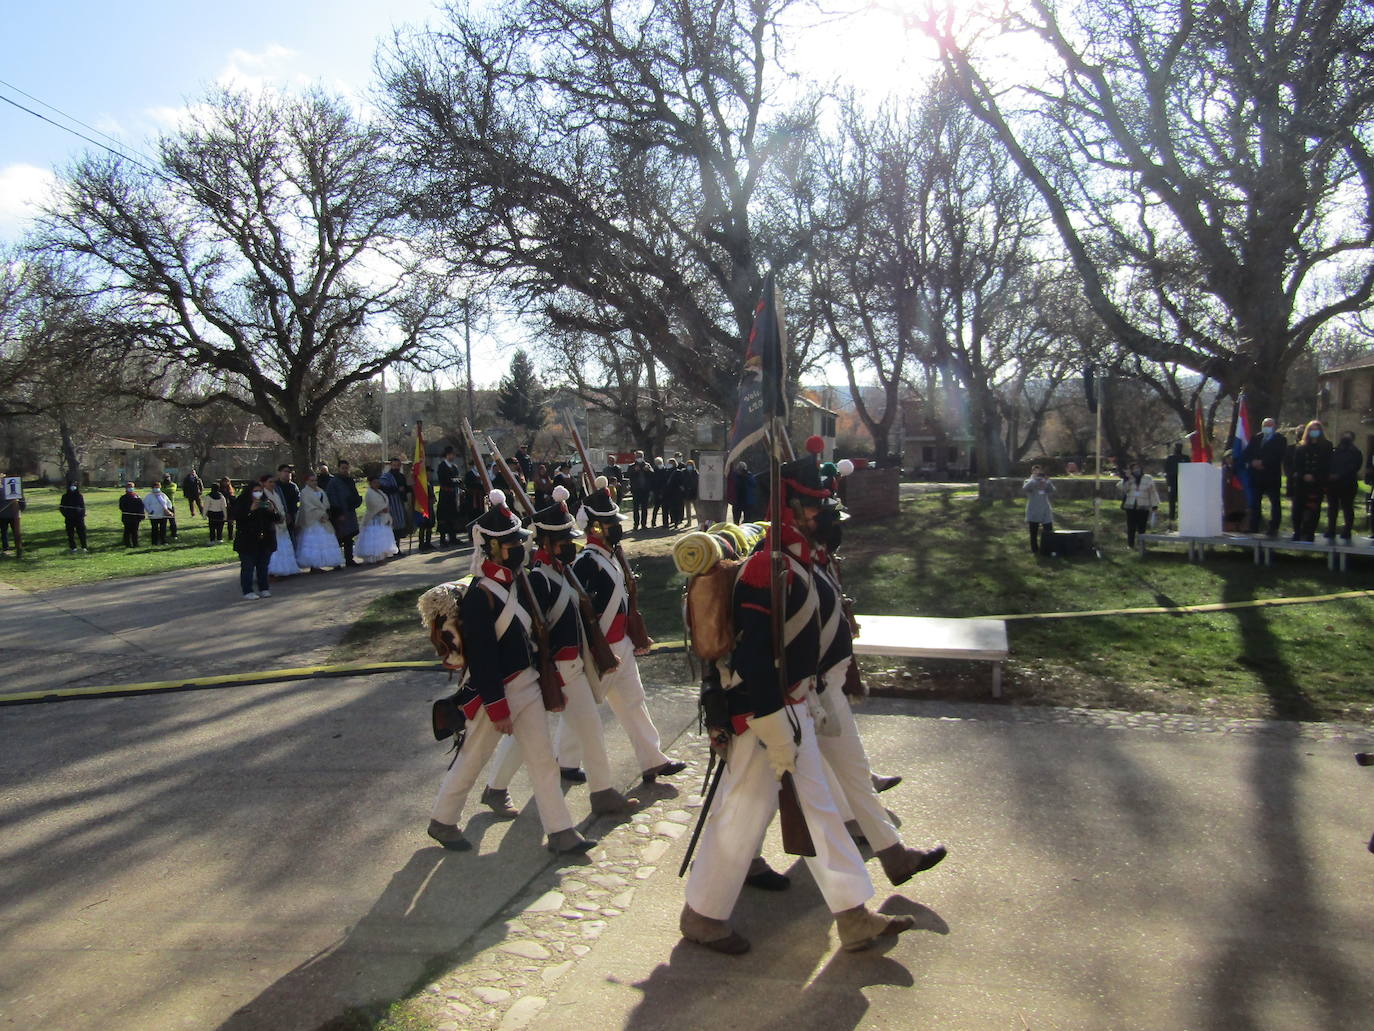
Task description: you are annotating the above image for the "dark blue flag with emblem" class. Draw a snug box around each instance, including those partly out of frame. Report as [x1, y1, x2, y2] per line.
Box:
[726, 269, 787, 468]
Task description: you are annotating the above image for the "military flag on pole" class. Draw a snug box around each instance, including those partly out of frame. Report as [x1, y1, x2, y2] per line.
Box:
[412, 422, 432, 521]
[726, 269, 788, 468]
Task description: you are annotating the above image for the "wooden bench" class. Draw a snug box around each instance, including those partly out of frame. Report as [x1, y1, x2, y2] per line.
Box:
[851, 614, 1010, 698]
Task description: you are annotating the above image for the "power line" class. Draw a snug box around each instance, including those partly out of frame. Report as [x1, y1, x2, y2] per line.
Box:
[0, 76, 159, 168]
[0, 91, 163, 179]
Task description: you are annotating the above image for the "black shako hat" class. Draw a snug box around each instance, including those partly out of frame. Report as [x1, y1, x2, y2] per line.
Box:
[470, 489, 531, 547]
[532, 485, 581, 540]
[780, 436, 842, 510]
[577, 477, 624, 527]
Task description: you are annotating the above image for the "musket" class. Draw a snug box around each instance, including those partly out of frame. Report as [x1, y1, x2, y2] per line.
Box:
[678, 745, 726, 877]
[769, 418, 815, 857]
[564, 411, 654, 654]
[486, 433, 619, 678]
[461, 420, 564, 713]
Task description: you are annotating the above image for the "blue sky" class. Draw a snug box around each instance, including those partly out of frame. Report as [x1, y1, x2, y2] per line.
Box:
[1, 0, 440, 237]
[1, 1, 925, 384]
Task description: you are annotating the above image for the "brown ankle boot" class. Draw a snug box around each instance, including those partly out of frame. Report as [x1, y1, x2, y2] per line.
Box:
[589, 787, 634, 814]
[876, 842, 948, 886]
[835, 904, 916, 951]
[680, 904, 750, 954]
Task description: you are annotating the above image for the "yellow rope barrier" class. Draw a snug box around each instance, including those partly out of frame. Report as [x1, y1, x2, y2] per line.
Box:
[990, 589, 1374, 622]
[0, 642, 689, 706]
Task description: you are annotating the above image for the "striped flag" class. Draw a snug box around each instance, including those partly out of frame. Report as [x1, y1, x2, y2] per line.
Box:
[1191, 400, 1213, 463]
[412, 422, 432, 521]
[1231, 393, 1252, 492]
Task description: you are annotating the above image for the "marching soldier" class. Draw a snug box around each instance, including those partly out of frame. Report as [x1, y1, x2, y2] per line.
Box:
[680, 447, 915, 955]
[426, 493, 596, 855]
[810, 464, 947, 885]
[572, 479, 686, 783]
[479, 486, 636, 818]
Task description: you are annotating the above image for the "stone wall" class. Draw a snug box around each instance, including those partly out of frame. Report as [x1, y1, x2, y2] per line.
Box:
[842, 468, 900, 521]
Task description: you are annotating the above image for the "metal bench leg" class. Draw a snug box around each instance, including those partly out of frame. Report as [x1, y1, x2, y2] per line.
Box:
[991, 662, 1003, 699]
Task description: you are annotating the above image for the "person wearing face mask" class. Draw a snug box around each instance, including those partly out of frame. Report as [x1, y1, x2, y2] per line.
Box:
[479, 486, 634, 820]
[1118, 462, 1160, 549]
[117, 482, 144, 547]
[572, 480, 686, 784]
[1290, 420, 1332, 542]
[59, 482, 88, 553]
[809, 460, 948, 888]
[1325, 431, 1363, 543]
[681, 440, 915, 956]
[427, 494, 596, 856]
[232, 474, 281, 599]
[1242, 418, 1287, 536]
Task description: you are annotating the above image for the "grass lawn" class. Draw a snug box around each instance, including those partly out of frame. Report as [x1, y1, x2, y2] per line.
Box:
[0, 486, 237, 590]
[332, 491, 1374, 725]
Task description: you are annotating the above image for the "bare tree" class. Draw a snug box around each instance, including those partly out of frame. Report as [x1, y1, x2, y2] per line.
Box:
[922, 0, 1374, 422]
[382, 0, 829, 418]
[34, 88, 464, 471]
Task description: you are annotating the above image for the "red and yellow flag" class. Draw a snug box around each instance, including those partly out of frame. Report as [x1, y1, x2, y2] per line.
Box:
[412, 423, 432, 520]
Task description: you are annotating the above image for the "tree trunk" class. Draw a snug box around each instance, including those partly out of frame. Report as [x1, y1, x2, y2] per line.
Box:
[59, 418, 80, 485]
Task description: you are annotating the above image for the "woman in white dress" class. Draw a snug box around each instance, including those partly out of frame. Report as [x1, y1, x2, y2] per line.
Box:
[266, 475, 305, 577]
[355, 474, 399, 563]
[295, 471, 344, 570]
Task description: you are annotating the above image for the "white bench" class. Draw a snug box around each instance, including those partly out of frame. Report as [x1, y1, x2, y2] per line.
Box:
[851, 614, 1010, 698]
[1137, 532, 1264, 564]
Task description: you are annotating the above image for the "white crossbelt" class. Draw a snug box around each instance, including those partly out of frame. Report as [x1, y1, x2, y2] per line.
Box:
[581, 547, 627, 636]
[482, 578, 531, 640]
[533, 565, 576, 627]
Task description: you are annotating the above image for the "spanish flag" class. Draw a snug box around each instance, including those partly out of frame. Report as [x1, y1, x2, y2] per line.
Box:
[412, 422, 432, 520]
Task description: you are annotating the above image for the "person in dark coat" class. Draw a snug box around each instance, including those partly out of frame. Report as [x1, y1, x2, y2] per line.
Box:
[324, 459, 363, 566]
[59, 483, 88, 552]
[234, 473, 282, 599]
[649, 457, 669, 527]
[276, 464, 300, 528]
[117, 482, 144, 547]
[1290, 420, 1332, 542]
[627, 453, 653, 530]
[182, 469, 204, 517]
[433, 446, 463, 547]
[1325, 431, 1363, 542]
[680, 459, 700, 527]
[662, 458, 685, 528]
[1162, 443, 1187, 524]
[729, 461, 756, 524]
[1242, 417, 1286, 536]
[379, 456, 411, 551]
[515, 444, 534, 482]
[218, 478, 237, 541]
[0, 485, 26, 552]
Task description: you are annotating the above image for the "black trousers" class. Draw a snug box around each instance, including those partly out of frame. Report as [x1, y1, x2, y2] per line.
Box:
[1165, 482, 1178, 521]
[65, 517, 87, 550]
[1247, 483, 1282, 533]
[1125, 506, 1150, 547]
[0, 518, 15, 549]
[122, 515, 142, 547]
[150, 518, 168, 545]
[209, 514, 225, 541]
[1293, 484, 1322, 539]
[632, 494, 649, 528]
[1326, 482, 1356, 538]
[1027, 521, 1052, 554]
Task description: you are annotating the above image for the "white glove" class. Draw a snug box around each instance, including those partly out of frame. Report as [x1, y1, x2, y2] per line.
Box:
[749, 708, 798, 780]
[813, 684, 842, 737]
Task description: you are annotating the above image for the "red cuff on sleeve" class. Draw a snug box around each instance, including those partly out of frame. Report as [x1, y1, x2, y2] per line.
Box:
[484, 698, 511, 722]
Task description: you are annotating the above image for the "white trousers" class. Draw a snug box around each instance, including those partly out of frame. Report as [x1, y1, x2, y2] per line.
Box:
[581, 636, 669, 773]
[430, 670, 574, 836]
[816, 663, 900, 852]
[684, 701, 873, 921]
[485, 658, 615, 793]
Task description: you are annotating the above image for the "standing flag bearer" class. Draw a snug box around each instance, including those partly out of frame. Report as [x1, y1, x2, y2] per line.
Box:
[680, 270, 914, 955]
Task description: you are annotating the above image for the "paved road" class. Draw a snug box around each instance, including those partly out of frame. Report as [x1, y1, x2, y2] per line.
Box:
[3, 550, 1374, 1031]
[0, 547, 477, 696]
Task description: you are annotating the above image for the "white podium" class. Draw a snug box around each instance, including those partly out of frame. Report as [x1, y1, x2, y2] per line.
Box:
[1178, 463, 1222, 537]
